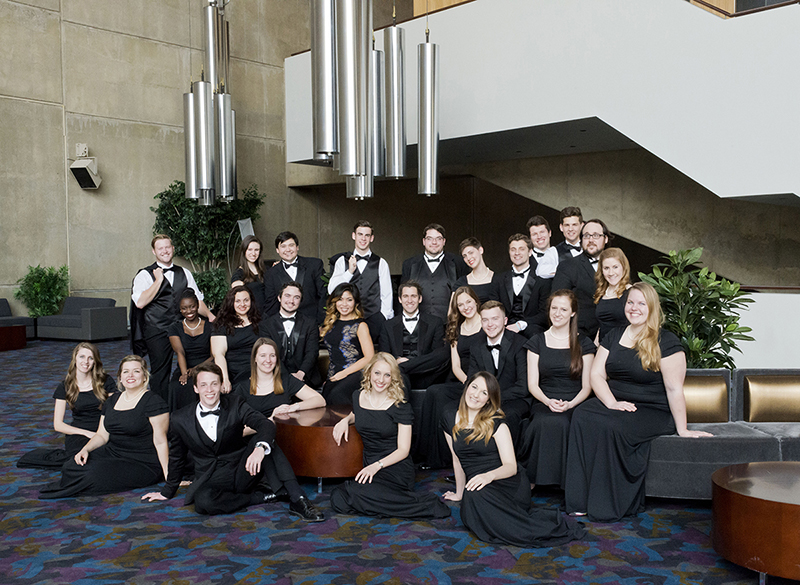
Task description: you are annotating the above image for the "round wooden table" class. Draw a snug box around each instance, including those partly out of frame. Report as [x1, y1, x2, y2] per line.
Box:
[274, 406, 363, 492]
[712, 461, 800, 583]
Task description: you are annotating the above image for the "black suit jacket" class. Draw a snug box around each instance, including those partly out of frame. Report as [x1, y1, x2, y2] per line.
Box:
[161, 394, 275, 502]
[555, 241, 581, 264]
[494, 268, 551, 334]
[262, 256, 326, 323]
[400, 252, 469, 319]
[551, 253, 599, 338]
[379, 313, 445, 373]
[467, 330, 529, 402]
[259, 312, 321, 388]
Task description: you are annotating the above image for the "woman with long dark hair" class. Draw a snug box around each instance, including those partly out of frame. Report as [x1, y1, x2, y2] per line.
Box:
[231, 235, 267, 314]
[520, 290, 595, 488]
[211, 286, 260, 394]
[443, 372, 584, 546]
[320, 283, 374, 406]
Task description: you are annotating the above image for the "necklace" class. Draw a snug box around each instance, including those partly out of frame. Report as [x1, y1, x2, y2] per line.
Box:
[184, 318, 201, 331]
[77, 379, 93, 391]
[548, 328, 569, 340]
[472, 266, 491, 281]
[122, 387, 145, 403]
[367, 391, 390, 409]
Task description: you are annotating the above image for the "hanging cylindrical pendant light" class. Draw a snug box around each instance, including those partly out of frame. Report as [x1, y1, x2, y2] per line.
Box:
[183, 91, 199, 200]
[231, 109, 237, 197]
[384, 25, 406, 178]
[418, 40, 439, 196]
[370, 45, 385, 178]
[216, 93, 235, 202]
[204, 2, 218, 93]
[311, 0, 338, 160]
[193, 80, 215, 205]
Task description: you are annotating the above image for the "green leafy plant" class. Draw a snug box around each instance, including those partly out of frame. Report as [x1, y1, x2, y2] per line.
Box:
[193, 267, 229, 313]
[638, 248, 754, 369]
[14, 265, 70, 318]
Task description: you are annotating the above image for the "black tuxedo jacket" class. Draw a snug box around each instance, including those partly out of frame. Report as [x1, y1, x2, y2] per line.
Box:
[262, 256, 326, 324]
[551, 252, 599, 338]
[259, 312, 321, 387]
[379, 313, 445, 372]
[494, 268, 551, 333]
[467, 330, 529, 402]
[400, 252, 469, 319]
[161, 394, 275, 502]
[555, 241, 580, 264]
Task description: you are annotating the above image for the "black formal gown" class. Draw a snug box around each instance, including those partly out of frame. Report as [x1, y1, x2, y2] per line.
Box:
[415, 331, 481, 468]
[519, 334, 596, 488]
[39, 392, 168, 498]
[231, 267, 267, 315]
[167, 319, 212, 411]
[212, 323, 259, 388]
[322, 319, 366, 406]
[565, 328, 682, 521]
[331, 392, 450, 519]
[595, 289, 629, 344]
[444, 407, 585, 547]
[17, 377, 117, 469]
[454, 276, 497, 305]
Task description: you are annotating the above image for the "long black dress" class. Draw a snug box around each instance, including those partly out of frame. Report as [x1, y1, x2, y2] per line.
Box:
[321, 319, 365, 406]
[212, 323, 259, 388]
[39, 392, 168, 498]
[415, 331, 480, 468]
[444, 407, 585, 547]
[565, 328, 682, 521]
[231, 267, 266, 315]
[520, 334, 596, 487]
[331, 392, 450, 519]
[17, 377, 117, 469]
[595, 289, 629, 344]
[167, 319, 212, 411]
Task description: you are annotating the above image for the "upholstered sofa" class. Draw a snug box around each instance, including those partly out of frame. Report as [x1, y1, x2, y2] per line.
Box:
[0, 298, 35, 338]
[646, 369, 800, 500]
[36, 297, 128, 341]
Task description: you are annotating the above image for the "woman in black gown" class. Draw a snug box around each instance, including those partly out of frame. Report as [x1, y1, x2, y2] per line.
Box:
[40, 355, 169, 499]
[593, 247, 632, 345]
[18, 343, 116, 469]
[167, 289, 212, 411]
[454, 237, 497, 305]
[565, 282, 712, 521]
[520, 290, 595, 488]
[211, 285, 260, 394]
[320, 283, 375, 406]
[230, 235, 267, 314]
[331, 353, 450, 520]
[416, 286, 482, 469]
[237, 337, 325, 521]
[443, 372, 584, 547]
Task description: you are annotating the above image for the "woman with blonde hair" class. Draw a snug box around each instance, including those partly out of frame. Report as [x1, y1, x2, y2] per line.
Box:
[593, 247, 632, 344]
[565, 282, 712, 521]
[40, 355, 169, 499]
[331, 353, 450, 519]
[443, 372, 584, 546]
[18, 343, 116, 469]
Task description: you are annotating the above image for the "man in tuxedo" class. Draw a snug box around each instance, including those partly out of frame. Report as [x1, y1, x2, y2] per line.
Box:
[328, 220, 394, 344]
[259, 281, 322, 389]
[525, 217, 558, 279]
[467, 301, 530, 445]
[551, 218, 609, 339]
[262, 231, 326, 323]
[496, 234, 551, 338]
[554, 206, 584, 263]
[379, 281, 449, 389]
[131, 234, 214, 403]
[400, 223, 468, 322]
[142, 363, 323, 521]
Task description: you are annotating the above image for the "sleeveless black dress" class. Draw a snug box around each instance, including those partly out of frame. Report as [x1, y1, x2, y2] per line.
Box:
[595, 289, 629, 344]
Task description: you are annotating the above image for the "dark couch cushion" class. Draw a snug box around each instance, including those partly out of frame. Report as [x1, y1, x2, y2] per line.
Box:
[61, 297, 115, 315]
[744, 422, 800, 462]
[37, 315, 83, 328]
[0, 299, 11, 318]
[646, 422, 782, 500]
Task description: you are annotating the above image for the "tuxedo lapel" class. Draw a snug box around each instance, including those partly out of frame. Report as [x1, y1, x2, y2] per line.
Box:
[295, 257, 307, 286]
[193, 416, 216, 451]
[496, 334, 514, 379]
[520, 271, 537, 311]
[579, 254, 596, 283]
[417, 318, 429, 352]
[504, 271, 515, 307]
[408, 255, 422, 281]
[392, 319, 403, 355]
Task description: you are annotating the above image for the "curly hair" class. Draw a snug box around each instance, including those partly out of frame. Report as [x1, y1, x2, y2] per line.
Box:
[445, 286, 481, 345]
[215, 286, 260, 336]
[64, 342, 109, 409]
[320, 283, 363, 337]
[116, 355, 150, 392]
[359, 353, 406, 405]
[628, 282, 665, 372]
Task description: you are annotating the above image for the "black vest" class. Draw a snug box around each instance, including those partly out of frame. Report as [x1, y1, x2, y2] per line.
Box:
[141, 263, 187, 338]
[346, 252, 382, 318]
[402, 324, 420, 358]
[511, 291, 524, 322]
[408, 256, 457, 322]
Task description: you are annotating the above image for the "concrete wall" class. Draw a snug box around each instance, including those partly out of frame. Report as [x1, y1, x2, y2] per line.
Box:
[0, 0, 312, 317]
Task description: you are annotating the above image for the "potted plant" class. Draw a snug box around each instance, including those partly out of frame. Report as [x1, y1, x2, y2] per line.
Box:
[15, 265, 70, 336]
[638, 248, 754, 369]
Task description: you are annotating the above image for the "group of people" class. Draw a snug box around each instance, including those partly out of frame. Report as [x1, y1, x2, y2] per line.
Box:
[20, 206, 712, 548]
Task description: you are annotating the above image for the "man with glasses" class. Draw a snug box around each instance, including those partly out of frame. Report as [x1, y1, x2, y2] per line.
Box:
[401, 224, 468, 322]
[551, 219, 609, 339]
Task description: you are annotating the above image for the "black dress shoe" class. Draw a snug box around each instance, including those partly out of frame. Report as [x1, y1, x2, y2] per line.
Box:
[418, 463, 433, 471]
[289, 496, 325, 522]
[261, 490, 279, 504]
[444, 475, 456, 484]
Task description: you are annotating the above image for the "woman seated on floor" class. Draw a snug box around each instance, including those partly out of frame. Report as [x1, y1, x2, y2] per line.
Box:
[18, 342, 116, 470]
[39, 355, 169, 499]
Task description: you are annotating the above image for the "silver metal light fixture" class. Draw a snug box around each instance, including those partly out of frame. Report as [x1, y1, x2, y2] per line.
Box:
[193, 79, 215, 205]
[183, 90, 198, 199]
[417, 7, 439, 196]
[384, 22, 406, 178]
[311, 0, 338, 161]
[370, 42, 385, 178]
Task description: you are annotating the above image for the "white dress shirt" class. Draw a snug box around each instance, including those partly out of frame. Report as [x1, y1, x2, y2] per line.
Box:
[403, 311, 420, 334]
[424, 253, 444, 273]
[532, 247, 558, 280]
[279, 310, 296, 335]
[131, 262, 204, 305]
[328, 249, 394, 319]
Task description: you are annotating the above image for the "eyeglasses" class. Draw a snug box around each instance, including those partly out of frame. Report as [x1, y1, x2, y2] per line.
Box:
[424, 236, 444, 242]
[582, 233, 605, 241]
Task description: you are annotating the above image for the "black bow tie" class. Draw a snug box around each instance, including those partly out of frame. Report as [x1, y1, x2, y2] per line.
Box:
[281, 316, 296, 322]
[200, 408, 220, 417]
[513, 269, 530, 278]
[533, 250, 545, 258]
[488, 344, 501, 352]
[354, 254, 369, 262]
[566, 244, 581, 252]
[283, 261, 297, 270]
[404, 316, 418, 322]
[589, 257, 599, 265]
[161, 266, 176, 272]
[426, 255, 442, 263]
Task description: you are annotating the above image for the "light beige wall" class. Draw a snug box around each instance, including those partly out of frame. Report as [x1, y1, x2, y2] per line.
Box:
[0, 0, 312, 317]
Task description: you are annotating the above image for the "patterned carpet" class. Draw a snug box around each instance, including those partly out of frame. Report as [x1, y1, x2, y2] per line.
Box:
[0, 339, 788, 584]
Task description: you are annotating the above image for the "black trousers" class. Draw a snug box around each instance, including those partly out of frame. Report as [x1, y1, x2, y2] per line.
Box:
[193, 438, 265, 515]
[145, 333, 173, 404]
